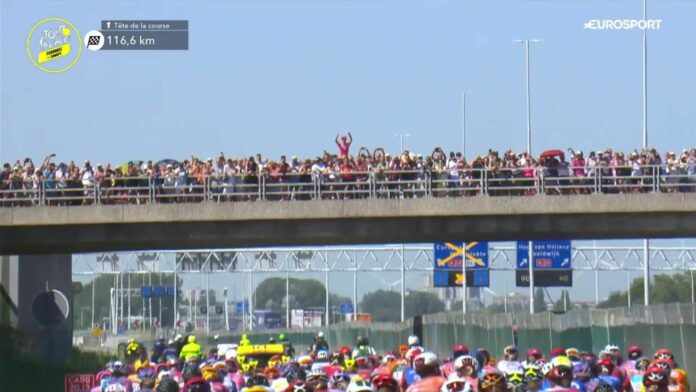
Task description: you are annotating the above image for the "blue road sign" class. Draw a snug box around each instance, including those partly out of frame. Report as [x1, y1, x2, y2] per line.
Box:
[516, 240, 572, 269]
[154, 286, 165, 298]
[433, 270, 490, 287]
[339, 303, 354, 314]
[235, 301, 249, 315]
[434, 242, 489, 270]
[141, 286, 153, 298]
[166, 286, 175, 297]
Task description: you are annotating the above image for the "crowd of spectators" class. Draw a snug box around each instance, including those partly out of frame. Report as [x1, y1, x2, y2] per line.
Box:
[1, 135, 695, 206]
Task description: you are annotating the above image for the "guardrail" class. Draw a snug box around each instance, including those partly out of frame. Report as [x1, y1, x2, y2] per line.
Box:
[1, 165, 694, 207]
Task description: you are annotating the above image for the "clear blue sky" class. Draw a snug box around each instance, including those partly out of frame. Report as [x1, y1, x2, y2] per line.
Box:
[1, 0, 695, 164]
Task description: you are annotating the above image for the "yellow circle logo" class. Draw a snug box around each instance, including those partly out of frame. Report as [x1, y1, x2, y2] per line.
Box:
[26, 17, 82, 73]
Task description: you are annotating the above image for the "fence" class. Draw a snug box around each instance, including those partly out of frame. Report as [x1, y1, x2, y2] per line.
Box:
[217, 304, 696, 377]
[2, 165, 695, 207]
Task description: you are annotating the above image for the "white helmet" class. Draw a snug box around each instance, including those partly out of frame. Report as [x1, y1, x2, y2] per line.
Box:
[317, 350, 329, 361]
[225, 349, 237, 360]
[408, 335, 420, 346]
[317, 331, 325, 338]
[541, 362, 553, 377]
[347, 376, 376, 392]
[441, 376, 472, 392]
[104, 384, 128, 392]
[414, 352, 440, 368]
[454, 355, 478, 371]
[605, 344, 620, 352]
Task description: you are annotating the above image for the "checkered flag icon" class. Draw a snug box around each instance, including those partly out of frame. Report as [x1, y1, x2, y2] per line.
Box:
[87, 36, 101, 46]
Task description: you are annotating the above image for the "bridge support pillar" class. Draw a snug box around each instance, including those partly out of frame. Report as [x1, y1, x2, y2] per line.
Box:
[15, 254, 73, 365]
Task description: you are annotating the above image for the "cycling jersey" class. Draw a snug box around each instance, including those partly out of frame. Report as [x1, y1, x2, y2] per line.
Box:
[497, 360, 523, 373]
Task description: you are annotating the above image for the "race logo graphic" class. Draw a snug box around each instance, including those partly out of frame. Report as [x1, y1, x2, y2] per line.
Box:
[84, 30, 105, 51]
[26, 17, 82, 73]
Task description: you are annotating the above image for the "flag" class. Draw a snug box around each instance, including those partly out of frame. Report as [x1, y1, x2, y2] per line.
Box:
[87, 36, 101, 46]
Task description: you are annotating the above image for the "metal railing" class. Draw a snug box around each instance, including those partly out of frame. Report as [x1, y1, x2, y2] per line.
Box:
[1, 165, 695, 207]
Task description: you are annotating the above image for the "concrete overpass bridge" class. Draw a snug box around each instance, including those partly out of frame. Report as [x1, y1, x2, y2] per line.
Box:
[1, 192, 695, 364]
[1, 193, 696, 254]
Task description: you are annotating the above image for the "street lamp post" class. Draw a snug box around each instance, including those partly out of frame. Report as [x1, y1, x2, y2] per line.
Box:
[642, 0, 650, 307]
[513, 39, 540, 155]
[394, 133, 410, 153]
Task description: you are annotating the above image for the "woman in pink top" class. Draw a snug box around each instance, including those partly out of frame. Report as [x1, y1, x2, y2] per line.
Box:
[335, 132, 353, 159]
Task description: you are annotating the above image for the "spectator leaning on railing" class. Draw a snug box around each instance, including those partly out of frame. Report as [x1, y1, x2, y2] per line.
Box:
[2, 141, 696, 206]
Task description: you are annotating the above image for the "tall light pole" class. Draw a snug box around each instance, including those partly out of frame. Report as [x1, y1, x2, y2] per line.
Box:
[461, 92, 466, 156]
[515, 39, 539, 314]
[513, 39, 539, 155]
[642, 0, 650, 306]
[394, 133, 410, 153]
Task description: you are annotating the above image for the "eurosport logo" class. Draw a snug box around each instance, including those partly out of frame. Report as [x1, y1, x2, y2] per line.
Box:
[584, 19, 662, 30]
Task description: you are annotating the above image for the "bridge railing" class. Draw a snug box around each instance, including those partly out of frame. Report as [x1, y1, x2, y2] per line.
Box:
[1, 165, 694, 207]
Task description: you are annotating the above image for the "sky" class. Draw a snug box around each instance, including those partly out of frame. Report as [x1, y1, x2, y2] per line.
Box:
[3, 0, 696, 304]
[1, 0, 695, 164]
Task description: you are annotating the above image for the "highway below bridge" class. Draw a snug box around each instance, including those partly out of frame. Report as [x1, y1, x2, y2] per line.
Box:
[1, 193, 696, 254]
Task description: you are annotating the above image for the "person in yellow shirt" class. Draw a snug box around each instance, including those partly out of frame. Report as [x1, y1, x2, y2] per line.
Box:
[179, 335, 202, 361]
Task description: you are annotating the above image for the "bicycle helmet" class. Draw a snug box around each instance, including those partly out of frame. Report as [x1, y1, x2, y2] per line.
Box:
[604, 344, 620, 353]
[626, 345, 643, 360]
[452, 344, 470, 358]
[523, 363, 542, 384]
[643, 366, 669, 388]
[653, 348, 674, 361]
[549, 347, 566, 358]
[246, 374, 270, 387]
[297, 355, 313, 368]
[636, 357, 651, 372]
[157, 378, 180, 392]
[652, 358, 673, 373]
[183, 376, 211, 392]
[112, 361, 126, 376]
[442, 376, 471, 392]
[306, 369, 329, 385]
[330, 370, 351, 387]
[339, 345, 352, 358]
[475, 349, 490, 369]
[598, 357, 615, 374]
[371, 373, 398, 391]
[347, 376, 375, 392]
[595, 379, 619, 392]
[478, 367, 506, 391]
[548, 356, 573, 384]
[565, 348, 580, 360]
[454, 355, 479, 371]
[316, 350, 329, 361]
[408, 335, 420, 346]
[526, 348, 543, 361]
[505, 369, 525, 388]
[104, 384, 129, 392]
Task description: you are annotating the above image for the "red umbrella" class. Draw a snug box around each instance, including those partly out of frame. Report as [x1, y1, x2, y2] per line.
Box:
[539, 149, 565, 159]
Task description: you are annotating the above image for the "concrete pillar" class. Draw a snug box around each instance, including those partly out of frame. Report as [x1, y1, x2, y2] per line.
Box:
[16, 254, 73, 365]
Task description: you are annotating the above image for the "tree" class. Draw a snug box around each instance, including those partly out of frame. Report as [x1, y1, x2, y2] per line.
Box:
[359, 290, 445, 322]
[554, 290, 572, 313]
[599, 272, 695, 309]
[360, 290, 401, 322]
[534, 288, 546, 313]
[253, 277, 351, 312]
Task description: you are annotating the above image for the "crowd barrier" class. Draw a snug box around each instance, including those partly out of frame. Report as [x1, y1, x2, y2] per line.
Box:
[216, 304, 696, 378]
[1, 165, 695, 206]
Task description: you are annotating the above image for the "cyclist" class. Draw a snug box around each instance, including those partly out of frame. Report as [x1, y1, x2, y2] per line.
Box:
[544, 356, 579, 391]
[497, 345, 523, 373]
[406, 352, 446, 392]
[101, 361, 133, 392]
[152, 337, 167, 363]
[642, 365, 669, 392]
[180, 336, 203, 362]
[478, 367, 506, 392]
[352, 336, 376, 358]
[312, 332, 329, 354]
[523, 348, 544, 367]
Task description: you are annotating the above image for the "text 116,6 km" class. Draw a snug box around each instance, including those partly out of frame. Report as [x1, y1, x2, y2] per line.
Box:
[106, 35, 155, 47]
